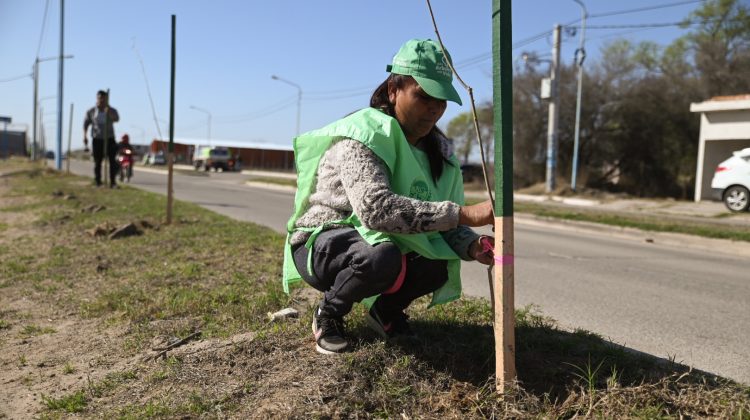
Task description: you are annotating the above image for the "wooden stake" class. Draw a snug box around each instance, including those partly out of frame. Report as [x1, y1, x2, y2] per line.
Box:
[494, 216, 515, 391]
[66, 103, 73, 174]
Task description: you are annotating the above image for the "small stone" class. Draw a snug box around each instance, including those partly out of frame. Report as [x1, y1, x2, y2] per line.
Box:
[108, 223, 142, 240]
[268, 308, 299, 322]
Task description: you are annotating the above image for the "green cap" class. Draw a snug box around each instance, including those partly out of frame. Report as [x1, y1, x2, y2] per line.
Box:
[386, 39, 462, 105]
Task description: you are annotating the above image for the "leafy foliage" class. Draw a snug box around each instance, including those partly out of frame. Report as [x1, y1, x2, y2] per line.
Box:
[447, 0, 750, 198]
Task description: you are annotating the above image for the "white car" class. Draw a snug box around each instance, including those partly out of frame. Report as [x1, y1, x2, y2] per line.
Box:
[710, 147, 750, 212]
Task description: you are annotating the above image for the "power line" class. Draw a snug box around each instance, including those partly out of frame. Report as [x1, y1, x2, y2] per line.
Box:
[215, 96, 298, 124]
[587, 27, 665, 41]
[457, 14, 740, 71]
[306, 84, 376, 95]
[581, 17, 748, 29]
[132, 38, 164, 141]
[36, 0, 51, 58]
[0, 73, 32, 83]
[305, 88, 374, 101]
[215, 94, 296, 122]
[586, 22, 687, 29]
[589, 0, 705, 20]
[220, 101, 297, 124]
[455, 28, 556, 70]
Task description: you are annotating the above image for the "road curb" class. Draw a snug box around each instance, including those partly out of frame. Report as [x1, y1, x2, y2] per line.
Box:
[515, 213, 750, 258]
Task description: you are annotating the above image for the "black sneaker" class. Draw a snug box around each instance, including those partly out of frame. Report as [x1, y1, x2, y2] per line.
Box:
[312, 308, 349, 354]
[366, 305, 416, 340]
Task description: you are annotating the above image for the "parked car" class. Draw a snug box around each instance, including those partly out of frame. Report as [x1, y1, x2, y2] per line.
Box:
[143, 151, 166, 165]
[192, 146, 230, 172]
[710, 147, 750, 212]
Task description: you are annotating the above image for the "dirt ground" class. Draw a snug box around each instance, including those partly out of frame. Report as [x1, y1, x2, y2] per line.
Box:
[0, 174, 333, 418]
[0, 176, 118, 417]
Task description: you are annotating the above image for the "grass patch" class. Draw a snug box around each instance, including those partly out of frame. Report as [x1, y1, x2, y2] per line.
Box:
[62, 362, 76, 374]
[1, 161, 747, 418]
[42, 391, 87, 413]
[20, 325, 56, 337]
[247, 176, 297, 187]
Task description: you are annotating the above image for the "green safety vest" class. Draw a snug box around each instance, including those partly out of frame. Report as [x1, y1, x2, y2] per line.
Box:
[282, 107, 466, 306]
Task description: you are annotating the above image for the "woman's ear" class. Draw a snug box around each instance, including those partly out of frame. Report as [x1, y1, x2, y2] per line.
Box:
[387, 81, 397, 104]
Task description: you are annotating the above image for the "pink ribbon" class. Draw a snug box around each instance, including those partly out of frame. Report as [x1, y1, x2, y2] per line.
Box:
[382, 254, 407, 295]
[494, 255, 514, 265]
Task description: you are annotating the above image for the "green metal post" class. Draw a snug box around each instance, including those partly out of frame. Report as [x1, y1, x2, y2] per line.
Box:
[167, 14, 176, 224]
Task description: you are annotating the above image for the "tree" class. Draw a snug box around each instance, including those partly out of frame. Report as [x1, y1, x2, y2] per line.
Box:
[680, 0, 750, 97]
[446, 112, 474, 164]
[579, 39, 702, 197]
[445, 102, 494, 165]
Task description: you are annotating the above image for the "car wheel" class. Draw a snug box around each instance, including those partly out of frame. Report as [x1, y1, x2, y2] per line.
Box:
[723, 185, 750, 212]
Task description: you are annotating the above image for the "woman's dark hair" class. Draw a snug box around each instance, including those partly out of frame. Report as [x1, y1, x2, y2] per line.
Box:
[370, 74, 452, 183]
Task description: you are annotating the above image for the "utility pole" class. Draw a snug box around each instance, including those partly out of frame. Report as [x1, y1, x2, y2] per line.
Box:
[56, 0, 65, 170]
[545, 24, 561, 193]
[32, 55, 72, 162]
[189, 105, 212, 146]
[571, 0, 587, 192]
[32, 60, 38, 161]
[271, 75, 303, 136]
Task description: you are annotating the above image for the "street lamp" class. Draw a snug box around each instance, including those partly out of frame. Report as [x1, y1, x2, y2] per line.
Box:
[32, 54, 73, 161]
[189, 105, 212, 146]
[38, 96, 57, 161]
[271, 74, 302, 136]
[570, 0, 587, 192]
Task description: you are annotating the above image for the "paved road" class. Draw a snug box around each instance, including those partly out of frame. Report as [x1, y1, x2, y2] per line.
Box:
[68, 160, 750, 383]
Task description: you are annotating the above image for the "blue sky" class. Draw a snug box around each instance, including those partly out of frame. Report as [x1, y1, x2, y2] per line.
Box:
[1, 0, 707, 153]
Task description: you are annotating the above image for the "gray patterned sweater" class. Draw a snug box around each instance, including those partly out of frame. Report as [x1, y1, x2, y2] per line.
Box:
[290, 136, 480, 261]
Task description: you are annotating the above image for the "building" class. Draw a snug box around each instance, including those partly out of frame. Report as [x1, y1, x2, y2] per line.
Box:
[0, 128, 28, 158]
[149, 138, 295, 171]
[690, 94, 750, 201]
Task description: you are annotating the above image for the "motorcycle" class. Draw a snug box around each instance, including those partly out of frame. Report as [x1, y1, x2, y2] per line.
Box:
[117, 148, 134, 182]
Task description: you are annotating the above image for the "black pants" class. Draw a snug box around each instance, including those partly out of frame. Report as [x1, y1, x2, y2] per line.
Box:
[92, 137, 118, 185]
[292, 227, 448, 318]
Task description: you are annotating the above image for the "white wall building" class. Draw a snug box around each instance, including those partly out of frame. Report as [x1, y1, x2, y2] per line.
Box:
[690, 94, 750, 201]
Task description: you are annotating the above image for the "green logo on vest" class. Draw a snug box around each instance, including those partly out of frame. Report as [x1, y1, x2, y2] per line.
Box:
[409, 179, 431, 201]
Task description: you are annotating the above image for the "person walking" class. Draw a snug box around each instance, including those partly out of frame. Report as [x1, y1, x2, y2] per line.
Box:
[283, 39, 495, 355]
[83, 90, 120, 187]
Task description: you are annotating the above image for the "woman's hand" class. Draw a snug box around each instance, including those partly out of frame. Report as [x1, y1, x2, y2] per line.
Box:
[468, 235, 494, 265]
[458, 200, 494, 227]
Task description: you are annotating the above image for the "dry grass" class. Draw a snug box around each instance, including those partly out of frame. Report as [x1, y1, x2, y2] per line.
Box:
[1, 160, 748, 419]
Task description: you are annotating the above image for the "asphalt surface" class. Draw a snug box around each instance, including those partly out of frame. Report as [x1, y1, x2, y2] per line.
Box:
[66, 160, 750, 384]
